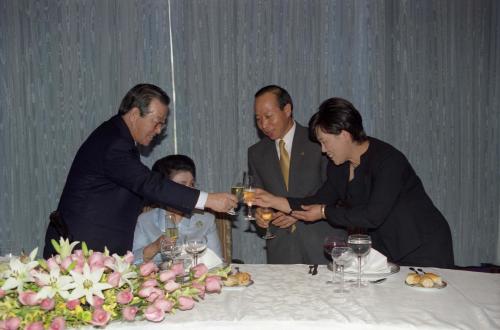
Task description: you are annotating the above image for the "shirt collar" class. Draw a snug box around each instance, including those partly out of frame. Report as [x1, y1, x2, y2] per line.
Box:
[275, 120, 296, 153]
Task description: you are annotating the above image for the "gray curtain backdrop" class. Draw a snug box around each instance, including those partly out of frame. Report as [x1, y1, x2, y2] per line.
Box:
[1, 0, 498, 266]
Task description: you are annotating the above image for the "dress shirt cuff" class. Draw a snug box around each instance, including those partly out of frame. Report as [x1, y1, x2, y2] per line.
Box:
[195, 191, 208, 210]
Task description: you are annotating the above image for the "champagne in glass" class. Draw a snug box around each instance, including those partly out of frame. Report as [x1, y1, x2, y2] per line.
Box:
[261, 207, 276, 240]
[347, 234, 372, 288]
[228, 183, 244, 215]
[243, 173, 256, 220]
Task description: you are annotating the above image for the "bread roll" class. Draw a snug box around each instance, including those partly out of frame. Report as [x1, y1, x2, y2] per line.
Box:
[223, 275, 239, 287]
[419, 275, 435, 288]
[425, 272, 442, 285]
[405, 273, 421, 285]
[236, 272, 251, 286]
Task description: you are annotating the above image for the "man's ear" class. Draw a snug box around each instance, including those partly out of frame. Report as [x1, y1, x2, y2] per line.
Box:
[283, 103, 292, 117]
[128, 107, 141, 122]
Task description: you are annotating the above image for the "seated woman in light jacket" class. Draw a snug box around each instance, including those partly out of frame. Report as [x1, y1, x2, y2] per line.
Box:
[133, 154, 222, 264]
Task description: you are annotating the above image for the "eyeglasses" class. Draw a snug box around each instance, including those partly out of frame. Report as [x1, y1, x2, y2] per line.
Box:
[148, 115, 166, 130]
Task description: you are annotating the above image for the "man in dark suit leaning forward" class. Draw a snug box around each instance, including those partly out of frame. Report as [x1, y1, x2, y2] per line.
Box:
[44, 84, 237, 258]
[248, 85, 346, 264]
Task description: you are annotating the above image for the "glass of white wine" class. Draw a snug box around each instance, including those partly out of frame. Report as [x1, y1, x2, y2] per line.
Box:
[243, 173, 256, 220]
[228, 180, 244, 215]
[261, 207, 276, 240]
[161, 212, 180, 265]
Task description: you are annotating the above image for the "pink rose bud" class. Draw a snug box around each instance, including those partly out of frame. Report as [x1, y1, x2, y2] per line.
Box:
[88, 252, 105, 269]
[61, 256, 73, 271]
[49, 317, 65, 330]
[191, 263, 208, 278]
[92, 296, 105, 308]
[19, 290, 39, 306]
[66, 299, 80, 310]
[107, 271, 121, 287]
[124, 251, 135, 264]
[2, 317, 21, 330]
[46, 257, 60, 271]
[116, 289, 133, 305]
[91, 308, 111, 327]
[153, 298, 174, 313]
[159, 270, 176, 283]
[122, 306, 138, 321]
[191, 282, 206, 299]
[0, 289, 6, 298]
[25, 322, 44, 330]
[138, 286, 155, 298]
[205, 276, 222, 293]
[103, 256, 115, 269]
[178, 296, 195, 310]
[170, 262, 185, 276]
[142, 278, 158, 288]
[146, 290, 162, 303]
[40, 298, 55, 311]
[144, 305, 165, 322]
[140, 261, 158, 276]
[163, 280, 181, 293]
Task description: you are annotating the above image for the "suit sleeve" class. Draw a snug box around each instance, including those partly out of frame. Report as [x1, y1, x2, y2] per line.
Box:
[324, 153, 409, 229]
[248, 148, 264, 189]
[288, 161, 340, 208]
[103, 138, 200, 214]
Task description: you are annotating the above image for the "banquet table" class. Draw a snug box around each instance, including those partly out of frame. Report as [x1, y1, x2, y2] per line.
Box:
[105, 264, 500, 330]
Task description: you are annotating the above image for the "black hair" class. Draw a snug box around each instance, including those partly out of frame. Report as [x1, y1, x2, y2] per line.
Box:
[118, 83, 170, 116]
[309, 97, 367, 142]
[255, 85, 293, 112]
[152, 154, 196, 180]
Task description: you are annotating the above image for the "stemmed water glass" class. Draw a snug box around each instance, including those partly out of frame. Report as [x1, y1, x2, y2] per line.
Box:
[184, 235, 207, 266]
[260, 207, 276, 240]
[347, 234, 372, 288]
[323, 235, 347, 284]
[331, 246, 354, 294]
[243, 172, 256, 220]
[160, 212, 181, 265]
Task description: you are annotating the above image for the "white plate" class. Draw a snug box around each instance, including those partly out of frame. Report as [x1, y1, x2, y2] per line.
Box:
[405, 280, 447, 290]
[343, 262, 400, 278]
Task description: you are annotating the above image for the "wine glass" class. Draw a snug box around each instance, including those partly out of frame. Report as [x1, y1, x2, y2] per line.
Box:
[323, 235, 347, 284]
[185, 235, 207, 266]
[160, 239, 182, 266]
[243, 172, 256, 220]
[347, 234, 372, 288]
[164, 212, 179, 243]
[228, 179, 244, 215]
[331, 246, 354, 294]
[260, 207, 276, 240]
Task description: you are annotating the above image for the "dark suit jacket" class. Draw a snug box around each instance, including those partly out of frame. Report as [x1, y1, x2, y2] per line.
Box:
[248, 123, 346, 264]
[44, 115, 199, 257]
[289, 137, 454, 267]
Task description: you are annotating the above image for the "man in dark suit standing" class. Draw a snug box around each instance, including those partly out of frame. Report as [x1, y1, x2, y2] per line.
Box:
[248, 85, 345, 264]
[43, 84, 237, 258]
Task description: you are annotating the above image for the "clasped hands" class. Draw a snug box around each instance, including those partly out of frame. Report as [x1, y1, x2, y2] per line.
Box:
[252, 188, 324, 224]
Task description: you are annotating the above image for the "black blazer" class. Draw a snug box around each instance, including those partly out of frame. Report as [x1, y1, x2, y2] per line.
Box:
[44, 115, 199, 257]
[289, 137, 454, 267]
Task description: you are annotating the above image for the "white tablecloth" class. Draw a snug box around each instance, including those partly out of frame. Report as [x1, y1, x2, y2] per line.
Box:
[105, 264, 500, 330]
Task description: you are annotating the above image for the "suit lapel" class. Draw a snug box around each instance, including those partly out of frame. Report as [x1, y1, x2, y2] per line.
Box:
[262, 138, 288, 196]
[288, 125, 308, 196]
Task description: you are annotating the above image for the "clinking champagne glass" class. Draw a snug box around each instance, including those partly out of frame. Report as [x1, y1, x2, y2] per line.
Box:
[243, 172, 256, 220]
[347, 234, 372, 288]
[228, 179, 244, 215]
[261, 207, 276, 240]
[185, 235, 207, 266]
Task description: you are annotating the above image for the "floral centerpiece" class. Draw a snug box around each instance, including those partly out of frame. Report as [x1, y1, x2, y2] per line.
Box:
[0, 238, 230, 329]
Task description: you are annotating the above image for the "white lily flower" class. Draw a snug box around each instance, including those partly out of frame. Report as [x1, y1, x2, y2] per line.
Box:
[69, 263, 112, 306]
[53, 238, 80, 260]
[1, 248, 39, 292]
[107, 254, 137, 289]
[33, 265, 76, 300]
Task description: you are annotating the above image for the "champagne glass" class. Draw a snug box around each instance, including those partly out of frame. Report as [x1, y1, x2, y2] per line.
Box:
[323, 235, 347, 284]
[331, 246, 354, 294]
[164, 212, 179, 243]
[243, 173, 256, 220]
[261, 207, 276, 240]
[347, 234, 372, 288]
[228, 179, 244, 215]
[185, 235, 207, 266]
[160, 212, 180, 265]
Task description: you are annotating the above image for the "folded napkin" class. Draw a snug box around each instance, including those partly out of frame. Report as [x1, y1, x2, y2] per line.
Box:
[197, 247, 223, 269]
[344, 248, 391, 274]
